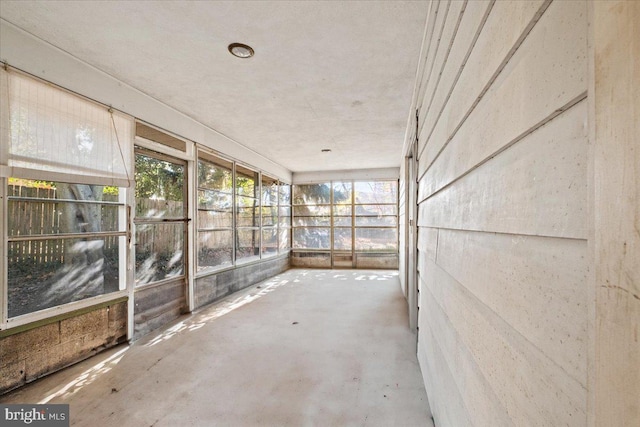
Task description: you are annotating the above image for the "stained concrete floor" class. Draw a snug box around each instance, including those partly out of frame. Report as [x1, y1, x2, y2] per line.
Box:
[1, 269, 434, 427]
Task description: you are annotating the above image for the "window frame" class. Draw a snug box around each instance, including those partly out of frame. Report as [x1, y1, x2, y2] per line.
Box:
[278, 182, 292, 254]
[133, 145, 189, 288]
[261, 174, 279, 258]
[0, 68, 137, 329]
[1, 177, 130, 330]
[194, 150, 292, 278]
[196, 151, 235, 273]
[292, 179, 399, 267]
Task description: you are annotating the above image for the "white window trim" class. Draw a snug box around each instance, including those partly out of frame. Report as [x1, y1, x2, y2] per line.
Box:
[1, 182, 131, 330]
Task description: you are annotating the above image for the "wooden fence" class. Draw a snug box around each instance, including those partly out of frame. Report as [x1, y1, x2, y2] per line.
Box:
[8, 185, 119, 265]
[8, 185, 280, 266]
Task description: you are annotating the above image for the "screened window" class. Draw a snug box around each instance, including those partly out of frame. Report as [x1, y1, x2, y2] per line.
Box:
[1, 69, 133, 321]
[235, 164, 260, 263]
[278, 183, 292, 252]
[293, 183, 331, 250]
[7, 179, 126, 318]
[354, 181, 398, 252]
[261, 175, 278, 257]
[134, 149, 186, 286]
[197, 153, 234, 271]
[292, 180, 398, 266]
[332, 181, 353, 251]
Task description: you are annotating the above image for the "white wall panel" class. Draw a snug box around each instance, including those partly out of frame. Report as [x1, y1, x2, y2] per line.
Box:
[419, 0, 492, 141]
[419, 100, 588, 239]
[436, 229, 588, 385]
[418, 0, 466, 124]
[418, 0, 548, 177]
[416, 0, 451, 123]
[590, 2, 640, 424]
[417, 320, 475, 427]
[420, 0, 587, 197]
[424, 260, 587, 426]
[405, 1, 592, 425]
[419, 276, 514, 427]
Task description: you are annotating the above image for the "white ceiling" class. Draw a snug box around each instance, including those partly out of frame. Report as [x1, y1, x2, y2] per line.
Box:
[0, 1, 427, 173]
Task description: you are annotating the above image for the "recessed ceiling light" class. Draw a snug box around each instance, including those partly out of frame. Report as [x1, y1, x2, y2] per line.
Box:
[228, 43, 254, 58]
[321, 149, 332, 153]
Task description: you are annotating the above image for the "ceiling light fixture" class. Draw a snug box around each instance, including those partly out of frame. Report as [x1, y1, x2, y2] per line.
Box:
[321, 149, 332, 153]
[228, 43, 254, 58]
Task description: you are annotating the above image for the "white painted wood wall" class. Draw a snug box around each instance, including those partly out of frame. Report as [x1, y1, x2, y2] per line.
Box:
[400, 0, 638, 425]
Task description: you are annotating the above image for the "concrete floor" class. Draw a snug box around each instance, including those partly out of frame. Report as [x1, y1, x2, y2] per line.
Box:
[1, 269, 434, 427]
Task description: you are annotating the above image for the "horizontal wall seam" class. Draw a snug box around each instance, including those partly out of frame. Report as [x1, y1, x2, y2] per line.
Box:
[418, 0, 553, 172]
[417, 320, 476, 426]
[415, 225, 589, 243]
[419, 281, 513, 425]
[418, 92, 588, 204]
[419, 262, 589, 392]
[416, 0, 495, 146]
[417, 0, 452, 113]
[414, 0, 443, 116]
[420, 0, 469, 130]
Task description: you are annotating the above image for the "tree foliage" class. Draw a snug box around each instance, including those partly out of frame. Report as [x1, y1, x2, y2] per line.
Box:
[135, 153, 185, 201]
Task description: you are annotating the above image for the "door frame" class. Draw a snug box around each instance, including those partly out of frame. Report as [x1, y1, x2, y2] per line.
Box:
[128, 138, 193, 339]
[406, 142, 419, 333]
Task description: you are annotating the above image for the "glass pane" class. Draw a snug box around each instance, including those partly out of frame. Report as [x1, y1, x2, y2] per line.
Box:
[198, 158, 233, 193]
[262, 228, 278, 256]
[333, 205, 352, 216]
[333, 216, 352, 226]
[135, 223, 184, 286]
[279, 228, 290, 251]
[355, 216, 398, 227]
[198, 230, 232, 270]
[354, 181, 397, 204]
[354, 204, 397, 216]
[198, 190, 232, 211]
[293, 205, 330, 216]
[278, 206, 291, 227]
[293, 205, 330, 226]
[262, 176, 278, 206]
[8, 237, 121, 317]
[8, 180, 122, 237]
[198, 209, 233, 229]
[135, 153, 185, 218]
[237, 207, 260, 227]
[237, 195, 257, 207]
[279, 183, 291, 205]
[355, 227, 398, 252]
[293, 183, 331, 205]
[333, 228, 352, 251]
[236, 228, 260, 262]
[294, 216, 331, 227]
[262, 206, 278, 226]
[236, 165, 258, 198]
[332, 204, 352, 226]
[293, 227, 330, 249]
[332, 182, 353, 204]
